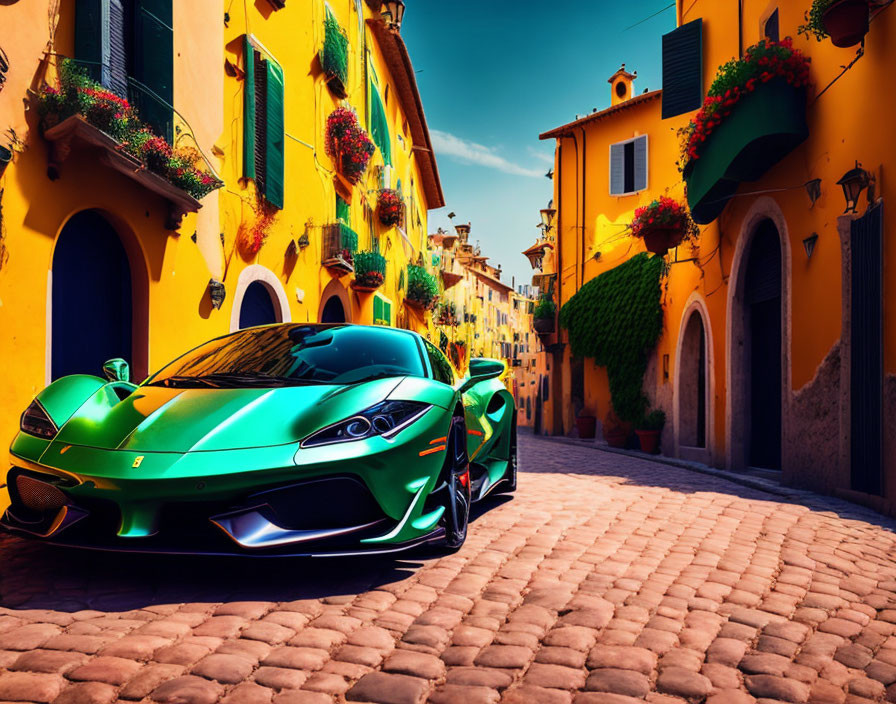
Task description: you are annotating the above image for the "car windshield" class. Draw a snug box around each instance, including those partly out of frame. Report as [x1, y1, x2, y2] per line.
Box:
[145, 325, 427, 388]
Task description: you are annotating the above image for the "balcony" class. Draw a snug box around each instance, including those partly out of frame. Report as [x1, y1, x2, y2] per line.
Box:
[685, 79, 808, 224]
[44, 116, 202, 230]
[322, 223, 359, 275]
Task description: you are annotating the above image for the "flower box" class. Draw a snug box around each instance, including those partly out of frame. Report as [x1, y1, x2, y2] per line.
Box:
[405, 265, 439, 311]
[351, 250, 386, 291]
[685, 78, 808, 224]
[322, 222, 358, 275]
[533, 317, 555, 335]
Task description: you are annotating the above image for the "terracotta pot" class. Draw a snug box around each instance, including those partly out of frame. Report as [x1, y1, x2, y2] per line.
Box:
[636, 429, 661, 454]
[604, 428, 627, 448]
[576, 415, 596, 439]
[822, 0, 870, 47]
[533, 317, 555, 334]
[642, 226, 684, 256]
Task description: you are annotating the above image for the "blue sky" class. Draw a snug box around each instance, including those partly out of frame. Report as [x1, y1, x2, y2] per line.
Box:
[401, 2, 676, 286]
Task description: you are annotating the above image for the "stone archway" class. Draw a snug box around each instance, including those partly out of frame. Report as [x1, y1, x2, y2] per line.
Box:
[675, 295, 714, 464]
[726, 197, 792, 473]
[48, 210, 149, 382]
[319, 279, 352, 323]
[230, 264, 291, 331]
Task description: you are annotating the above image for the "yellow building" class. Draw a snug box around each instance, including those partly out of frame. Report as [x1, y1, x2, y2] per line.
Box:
[539, 1, 896, 513]
[0, 0, 443, 506]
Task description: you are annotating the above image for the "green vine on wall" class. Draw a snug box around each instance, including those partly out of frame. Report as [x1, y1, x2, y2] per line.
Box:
[559, 253, 664, 423]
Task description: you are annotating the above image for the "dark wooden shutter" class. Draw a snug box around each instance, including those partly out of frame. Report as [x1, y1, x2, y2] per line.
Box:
[107, 0, 129, 97]
[662, 18, 703, 119]
[254, 53, 268, 196]
[764, 10, 780, 42]
[75, 0, 109, 85]
[850, 203, 883, 494]
[133, 0, 173, 141]
[243, 36, 256, 181]
[265, 59, 285, 209]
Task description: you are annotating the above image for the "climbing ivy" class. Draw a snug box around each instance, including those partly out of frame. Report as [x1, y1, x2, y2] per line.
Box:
[559, 253, 664, 423]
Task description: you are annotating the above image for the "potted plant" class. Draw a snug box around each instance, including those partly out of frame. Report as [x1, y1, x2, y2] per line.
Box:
[377, 188, 403, 227]
[533, 294, 556, 334]
[576, 412, 596, 440]
[799, 0, 870, 47]
[635, 409, 666, 455]
[321, 14, 349, 97]
[631, 197, 700, 256]
[352, 250, 386, 291]
[436, 301, 459, 326]
[602, 410, 630, 449]
[405, 264, 439, 311]
[325, 107, 375, 184]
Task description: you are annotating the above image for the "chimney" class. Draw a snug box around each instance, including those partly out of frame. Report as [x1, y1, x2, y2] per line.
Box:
[608, 63, 637, 107]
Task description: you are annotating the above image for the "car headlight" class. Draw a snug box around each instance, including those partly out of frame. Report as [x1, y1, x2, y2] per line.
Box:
[301, 401, 430, 448]
[20, 400, 58, 440]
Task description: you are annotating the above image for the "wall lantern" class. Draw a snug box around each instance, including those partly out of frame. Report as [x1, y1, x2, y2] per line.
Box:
[381, 0, 405, 31]
[837, 161, 874, 214]
[804, 178, 822, 208]
[802, 233, 819, 260]
[208, 279, 226, 309]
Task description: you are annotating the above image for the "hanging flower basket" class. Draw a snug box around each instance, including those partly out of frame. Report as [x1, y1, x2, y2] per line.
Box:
[321, 15, 349, 97]
[532, 294, 556, 335]
[799, 0, 870, 47]
[405, 265, 439, 311]
[631, 197, 699, 256]
[377, 188, 403, 227]
[325, 108, 374, 184]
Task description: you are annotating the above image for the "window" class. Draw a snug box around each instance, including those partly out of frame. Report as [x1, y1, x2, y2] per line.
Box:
[243, 36, 285, 209]
[75, 0, 173, 141]
[336, 195, 350, 224]
[609, 135, 648, 196]
[369, 82, 392, 165]
[423, 340, 454, 385]
[373, 294, 392, 326]
[661, 18, 703, 119]
[764, 9, 780, 42]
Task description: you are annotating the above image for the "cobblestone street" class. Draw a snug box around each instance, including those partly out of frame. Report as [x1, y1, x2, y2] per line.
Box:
[3, 433, 896, 703]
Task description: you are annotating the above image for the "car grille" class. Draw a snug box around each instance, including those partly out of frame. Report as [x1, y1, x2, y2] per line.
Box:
[15, 474, 67, 512]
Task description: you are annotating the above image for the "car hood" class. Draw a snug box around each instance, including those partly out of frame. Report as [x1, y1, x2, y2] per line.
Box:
[52, 378, 405, 453]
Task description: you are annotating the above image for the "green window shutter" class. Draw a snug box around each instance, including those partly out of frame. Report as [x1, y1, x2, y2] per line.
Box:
[243, 36, 257, 181]
[75, 0, 108, 85]
[133, 0, 173, 142]
[374, 295, 391, 326]
[265, 59, 285, 209]
[336, 195, 350, 224]
[369, 83, 391, 166]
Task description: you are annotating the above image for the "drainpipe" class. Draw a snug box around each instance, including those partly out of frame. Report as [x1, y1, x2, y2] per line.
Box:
[579, 126, 587, 289]
[738, 0, 744, 56]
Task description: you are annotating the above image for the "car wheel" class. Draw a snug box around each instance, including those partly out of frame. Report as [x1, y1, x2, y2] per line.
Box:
[493, 418, 518, 495]
[442, 415, 471, 550]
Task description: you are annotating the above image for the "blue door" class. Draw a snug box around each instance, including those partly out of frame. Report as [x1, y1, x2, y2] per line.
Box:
[239, 280, 278, 329]
[52, 211, 132, 380]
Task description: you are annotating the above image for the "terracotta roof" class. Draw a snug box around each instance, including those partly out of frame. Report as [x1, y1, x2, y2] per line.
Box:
[539, 90, 662, 140]
[367, 19, 445, 209]
[467, 266, 514, 293]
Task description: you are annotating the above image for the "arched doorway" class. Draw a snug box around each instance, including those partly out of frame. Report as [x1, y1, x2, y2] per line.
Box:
[321, 296, 346, 323]
[51, 211, 132, 380]
[678, 310, 708, 450]
[743, 219, 783, 470]
[239, 281, 279, 329]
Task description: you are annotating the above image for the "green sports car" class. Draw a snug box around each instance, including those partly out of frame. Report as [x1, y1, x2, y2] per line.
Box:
[2, 324, 517, 556]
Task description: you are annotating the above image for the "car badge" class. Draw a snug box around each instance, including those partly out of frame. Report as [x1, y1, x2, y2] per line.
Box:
[133, 455, 144, 468]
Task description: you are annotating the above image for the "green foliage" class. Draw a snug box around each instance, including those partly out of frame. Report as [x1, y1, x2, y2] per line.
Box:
[353, 250, 386, 277]
[532, 294, 556, 319]
[798, 0, 836, 40]
[639, 409, 666, 431]
[322, 15, 349, 90]
[338, 223, 358, 253]
[559, 253, 664, 423]
[406, 265, 439, 310]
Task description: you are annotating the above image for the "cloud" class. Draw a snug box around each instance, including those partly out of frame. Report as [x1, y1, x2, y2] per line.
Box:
[430, 129, 544, 178]
[527, 147, 555, 165]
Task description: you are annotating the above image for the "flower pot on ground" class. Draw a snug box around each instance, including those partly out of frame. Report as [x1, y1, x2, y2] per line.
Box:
[576, 415, 596, 440]
[800, 0, 870, 47]
[603, 411, 631, 449]
[631, 197, 698, 256]
[635, 409, 666, 455]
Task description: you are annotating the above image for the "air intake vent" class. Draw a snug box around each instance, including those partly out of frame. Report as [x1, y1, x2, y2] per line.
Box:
[15, 475, 67, 512]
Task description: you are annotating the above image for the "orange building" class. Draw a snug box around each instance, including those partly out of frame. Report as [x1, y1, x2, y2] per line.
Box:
[539, 0, 896, 513]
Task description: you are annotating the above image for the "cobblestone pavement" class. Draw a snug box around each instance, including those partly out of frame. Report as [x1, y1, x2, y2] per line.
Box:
[4, 433, 896, 703]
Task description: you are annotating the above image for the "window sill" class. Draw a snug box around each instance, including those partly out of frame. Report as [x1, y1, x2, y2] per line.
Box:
[43, 116, 201, 230]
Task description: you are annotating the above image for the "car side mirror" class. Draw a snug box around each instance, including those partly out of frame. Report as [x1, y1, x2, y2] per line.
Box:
[459, 358, 505, 393]
[103, 358, 130, 383]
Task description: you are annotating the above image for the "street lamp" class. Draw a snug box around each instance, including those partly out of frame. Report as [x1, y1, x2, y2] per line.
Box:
[381, 0, 405, 31]
[837, 161, 874, 214]
[208, 279, 226, 309]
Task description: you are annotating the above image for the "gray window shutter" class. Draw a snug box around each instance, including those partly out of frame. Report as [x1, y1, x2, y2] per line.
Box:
[633, 136, 648, 192]
[662, 19, 703, 119]
[107, 0, 128, 98]
[609, 143, 625, 196]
